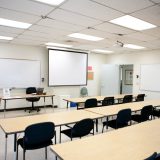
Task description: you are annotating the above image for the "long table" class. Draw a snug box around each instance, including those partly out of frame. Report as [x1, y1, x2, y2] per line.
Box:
[63, 94, 139, 109]
[51, 119, 160, 160]
[0, 93, 55, 117]
[0, 110, 102, 160]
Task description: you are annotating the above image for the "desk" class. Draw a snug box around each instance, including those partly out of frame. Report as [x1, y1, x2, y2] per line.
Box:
[0, 110, 102, 160]
[51, 119, 160, 160]
[64, 94, 139, 109]
[0, 94, 55, 117]
[85, 99, 160, 117]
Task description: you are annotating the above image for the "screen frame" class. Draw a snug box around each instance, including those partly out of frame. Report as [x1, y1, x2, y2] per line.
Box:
[48, 48, 88, 86]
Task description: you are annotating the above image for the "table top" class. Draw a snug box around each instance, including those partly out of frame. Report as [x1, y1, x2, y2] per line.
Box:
[0, 110, 102, 135]
[63, 94, 138, 103]
[51, 119, 160, 160]
[0, 93, 55, 100]
[86, 99, 160, 116]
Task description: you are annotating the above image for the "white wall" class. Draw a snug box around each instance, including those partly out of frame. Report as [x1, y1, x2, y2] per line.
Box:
[105, 49, 160, 100]
[0, 43, 107, 109]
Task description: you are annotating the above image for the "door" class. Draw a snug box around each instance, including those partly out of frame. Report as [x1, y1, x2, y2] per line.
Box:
[101, 64, 120, 96]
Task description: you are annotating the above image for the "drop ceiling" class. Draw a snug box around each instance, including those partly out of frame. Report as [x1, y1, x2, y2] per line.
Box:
[0, 0, 160, 54]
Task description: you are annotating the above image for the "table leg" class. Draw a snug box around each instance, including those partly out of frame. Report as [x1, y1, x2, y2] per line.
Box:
[4, 134, 8, 160]
[44, 97, 46, 113]
[4, 100, 7, 118]
[14, 133, 17, 160]
[67, 101, 69, 109]
[51, 96, 54, 108]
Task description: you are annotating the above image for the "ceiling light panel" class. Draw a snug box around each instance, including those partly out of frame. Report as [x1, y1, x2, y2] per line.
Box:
[110, 15, 157, 31]
[92, 49, 113, 53]
[0, 35, 13, 40]
[0, 18, 32, 29]
[45, 42, 72, 48]
[33, 0, 65, 6]
[124, 44, 145, 49]
[68, 33, 104, 41]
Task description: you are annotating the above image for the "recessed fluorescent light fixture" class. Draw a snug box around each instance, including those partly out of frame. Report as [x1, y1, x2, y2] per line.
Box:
[0, 36, 13, 40]
[110, 15, 156, 31]
[68, 33, 104, 41]
[0, 18, 32, 29]
[33, 0, 65, 6]
[45, 42, 72, 48]
[92, 49, 113, 54]
[124, 44, 145, 49]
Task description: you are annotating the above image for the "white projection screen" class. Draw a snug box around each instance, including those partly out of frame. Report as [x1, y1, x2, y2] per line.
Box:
[140, 64, 160, 91]
[49, 49, 88, 86]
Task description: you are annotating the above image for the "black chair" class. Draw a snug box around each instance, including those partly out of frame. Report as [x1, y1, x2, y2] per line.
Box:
[102, 97, 114, 106]
[145, 152, 160, 160]
[60, 118, 94, 142]
[122, 95, 133, 103]
[84, 98, 97, 108]
[102, 108, 131, 132]
[152, 107, 160, 118]
[136, 94, 145, 102]
[16, 122, 56, 160]
[26, 87, 40, 113]
[131, 105, 153, 123]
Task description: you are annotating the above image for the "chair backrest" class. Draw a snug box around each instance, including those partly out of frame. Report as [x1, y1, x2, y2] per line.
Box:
[141, 105, 153, 121]
[117, 108, 131, 125]
[24, 122, 55, 146]
[80, 87, 88, 97]
[26, 87, 37, 94]
[136, 94, 145, 101]
[102, 97, 114, 106]
[122, 95, 133, 103]
[72, 118, 94, 137]
[144, 152, 157, 160]
[85, 98, 97, 108]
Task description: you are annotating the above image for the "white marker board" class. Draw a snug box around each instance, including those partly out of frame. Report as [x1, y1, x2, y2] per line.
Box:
[49, 49, 88, 86]
[140, 64, 160, 91]
[0, 58, 41, 88]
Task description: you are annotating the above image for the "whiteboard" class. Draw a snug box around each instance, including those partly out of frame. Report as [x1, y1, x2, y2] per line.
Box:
[49, 49, 88, 86]
[140, 64, 160, 91]
[0, 58, 41, 88]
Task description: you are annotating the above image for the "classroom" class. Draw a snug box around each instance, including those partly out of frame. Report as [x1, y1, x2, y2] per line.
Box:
[0, 0, 160, 160]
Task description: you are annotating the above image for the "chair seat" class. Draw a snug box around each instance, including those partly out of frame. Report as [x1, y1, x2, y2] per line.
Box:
[152, 109, 160, 117]
[131, 114, 142, 123]
[18, 138, 52, 150]
[103, 120, 128, 129]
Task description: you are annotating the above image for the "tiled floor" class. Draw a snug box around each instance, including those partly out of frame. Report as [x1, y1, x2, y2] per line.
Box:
[0, 107, 106, 160]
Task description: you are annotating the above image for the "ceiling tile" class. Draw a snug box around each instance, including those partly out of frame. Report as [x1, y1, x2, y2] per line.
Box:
[0, 31, 18, 38]
[0, 26, 25, 34]
[0, 0, 54, 16]
[124, 32, 158, 41]
[132, 5, 160, 26]
[94, 22, 135, 35]
[151, 0, 160, 3]
[29, 25, 71, 36]
[37, 19, 85, 32]
[60, 0, 123, 21]
[48, 9, 102, 27]
[91, 0, 154, 14]
[0, 8, 40, 24]
[142, 27, 160, 38]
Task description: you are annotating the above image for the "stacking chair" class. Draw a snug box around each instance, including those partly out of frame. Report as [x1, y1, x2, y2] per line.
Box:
[102, 97, 114, 106]
[131, 105, 153, 123]
[135, 94, 145, 102]
[60, 118, 94, 142]
[122, 95, 133, 103]
[26, 87, 40, 113]
[152, 107, 160, 118]
[102, 108, 131, 132]
[84, 98, 97, 108]
[16, 122, 56, 160]
[144, 152, 160, 160]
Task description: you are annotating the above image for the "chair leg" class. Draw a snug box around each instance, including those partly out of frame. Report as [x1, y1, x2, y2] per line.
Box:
[16, 144, 19, 160]
[23, 149, 26, 160]
[102, 125, 104, 133]
[59, 126, 61, 143]
[45, 147, 47, 160]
